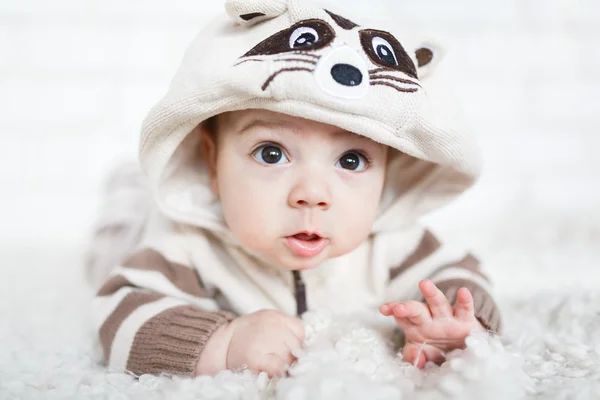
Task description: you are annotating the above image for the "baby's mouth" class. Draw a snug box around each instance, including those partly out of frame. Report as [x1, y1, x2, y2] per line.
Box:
[292, 232, 321, 241]
[285, 232, 329, 257]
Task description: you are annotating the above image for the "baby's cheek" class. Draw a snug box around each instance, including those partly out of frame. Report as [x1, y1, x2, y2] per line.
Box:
[333, 208, 375, 256]
[222, 199, 276, 250]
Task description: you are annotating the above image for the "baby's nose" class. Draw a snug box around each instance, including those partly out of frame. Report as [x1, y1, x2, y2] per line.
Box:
[294, 198, 329, 209]
[288, 179, 331, 210]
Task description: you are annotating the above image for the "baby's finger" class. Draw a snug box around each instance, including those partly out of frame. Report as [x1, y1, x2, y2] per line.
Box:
[260, 353, 287, 377]
[419, 280, 453, 318]
[392, 301, 432, 326]
[402, 342, 427, 369]
[283, 316, 306, 343]
[380, 302, 409, 316]
[283, 335, 302, 359]
[279, 343, 298, 367]
[379, 303, 393, 316]
[404, 342, 446, 368]
[453, 287, 475, 320]
[420, 345, 446, 366]
[272, 341, 296, 368]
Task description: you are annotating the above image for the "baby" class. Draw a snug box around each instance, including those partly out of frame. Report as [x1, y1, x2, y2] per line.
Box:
[89, 0, 500, 378]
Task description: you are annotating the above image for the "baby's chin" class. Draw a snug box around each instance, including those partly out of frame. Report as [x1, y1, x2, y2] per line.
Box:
[241, 236, 359, 271]
[271, 244, 342, 271]
[277, 257, 324, 271]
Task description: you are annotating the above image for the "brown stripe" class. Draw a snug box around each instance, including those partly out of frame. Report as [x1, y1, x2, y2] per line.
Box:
[122, 248, 208, 298]
[434, 279, 501, 333]
[99, 291, 164, 361]
[430, 253, 490, 282]
[390, 230, 441, 279]
[97, 275, 136, 296]
[126, 306, 236, 376]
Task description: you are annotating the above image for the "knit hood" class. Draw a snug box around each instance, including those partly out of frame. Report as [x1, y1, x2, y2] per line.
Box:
[138, 0, 482, 245]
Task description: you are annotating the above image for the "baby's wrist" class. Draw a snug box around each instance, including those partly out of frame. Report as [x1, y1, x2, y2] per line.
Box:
[194, 320, 235, 376]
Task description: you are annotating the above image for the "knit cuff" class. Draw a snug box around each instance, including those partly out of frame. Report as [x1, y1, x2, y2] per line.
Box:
[433, 279, 502, 334]
[126, 306, 236, 377]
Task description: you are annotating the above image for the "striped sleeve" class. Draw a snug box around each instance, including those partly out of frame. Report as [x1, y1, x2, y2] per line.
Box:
[386, 229, 501, 333]
[93, 225, 236, 377]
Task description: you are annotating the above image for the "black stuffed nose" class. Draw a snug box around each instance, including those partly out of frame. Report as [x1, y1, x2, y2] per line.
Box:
[330, 63, 363, 87]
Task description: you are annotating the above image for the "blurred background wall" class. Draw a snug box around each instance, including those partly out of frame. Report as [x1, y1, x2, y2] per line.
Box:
[1, 0, 598, 293]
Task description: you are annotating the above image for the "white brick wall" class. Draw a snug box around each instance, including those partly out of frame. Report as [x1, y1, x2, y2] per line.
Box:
[1, 0, 599, 250]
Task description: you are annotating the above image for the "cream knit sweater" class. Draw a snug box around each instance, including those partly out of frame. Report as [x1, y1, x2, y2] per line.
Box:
[91, 0, 500, 377]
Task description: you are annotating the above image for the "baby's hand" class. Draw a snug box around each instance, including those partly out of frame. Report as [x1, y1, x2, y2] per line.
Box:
[196, 309, 305, 377]
[379, 280, 484, 368]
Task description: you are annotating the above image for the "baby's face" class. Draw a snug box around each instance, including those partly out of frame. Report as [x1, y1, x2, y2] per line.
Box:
[203, 109, 388, 270]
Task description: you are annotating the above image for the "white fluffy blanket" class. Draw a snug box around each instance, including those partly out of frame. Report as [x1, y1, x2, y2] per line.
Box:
[2, 238, 600, 400]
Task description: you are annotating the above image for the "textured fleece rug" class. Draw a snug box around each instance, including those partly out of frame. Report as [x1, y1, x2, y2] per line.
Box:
[2, 219, 600, 400]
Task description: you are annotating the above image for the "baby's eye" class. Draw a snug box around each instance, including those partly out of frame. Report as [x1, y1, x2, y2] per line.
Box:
[336, 152, 368, 171]
[252, 144, 289, 165]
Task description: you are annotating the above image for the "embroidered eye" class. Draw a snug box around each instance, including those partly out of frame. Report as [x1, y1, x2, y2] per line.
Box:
[289, 27, 319, 49]
[252, 144, 289, 165]
[371, 36, 397, 66]
[336, 152, 368, 171]
[243, 20, 335, 57]
[359, 29, 417, 78]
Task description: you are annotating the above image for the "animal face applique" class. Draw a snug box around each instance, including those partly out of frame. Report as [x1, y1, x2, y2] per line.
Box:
[139, 0, 482, 233]
[226, 0, 437, 101]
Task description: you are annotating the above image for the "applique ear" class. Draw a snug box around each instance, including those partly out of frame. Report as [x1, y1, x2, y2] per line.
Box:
[414, 41, 444, 79]
[225, 0, 288, 25]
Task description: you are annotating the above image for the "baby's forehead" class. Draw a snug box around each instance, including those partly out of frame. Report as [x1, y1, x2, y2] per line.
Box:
[219, 109, 377, 144]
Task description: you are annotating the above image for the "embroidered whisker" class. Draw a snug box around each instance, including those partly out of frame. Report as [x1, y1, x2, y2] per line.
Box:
[369, 67, 392, 74]
[290, 51, 320, 59]
[371, 81, 418, 93]
[274, 58, 317, 65]
[235, 55, 318, 68]
[234, 58, 265, 67]
[370, 74, 421, 87]
[262, 67, 314, 91]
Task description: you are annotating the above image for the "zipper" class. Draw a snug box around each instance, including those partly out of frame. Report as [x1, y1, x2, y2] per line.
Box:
[292, 270, 307, 316]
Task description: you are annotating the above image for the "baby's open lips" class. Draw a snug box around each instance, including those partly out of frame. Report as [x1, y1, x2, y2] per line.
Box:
[284, 231, 329, 257]
[287, 231, 324, 241]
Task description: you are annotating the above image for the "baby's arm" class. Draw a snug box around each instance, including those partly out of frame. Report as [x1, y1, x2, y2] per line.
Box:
[381, 279, 486, 367]
[380, 227, 501, 366]
[92, 210, 239, 377]
[94, 244, 236, 377]
[385, 228, 501, 333]
[94, 213, 304, 378]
